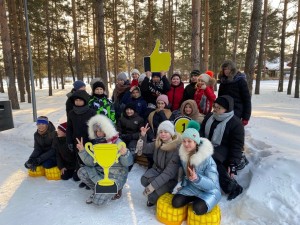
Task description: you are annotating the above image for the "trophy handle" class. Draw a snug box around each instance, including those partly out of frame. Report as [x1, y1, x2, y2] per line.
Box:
[85, 142, 96, 163]
[115, 142, 126, 163]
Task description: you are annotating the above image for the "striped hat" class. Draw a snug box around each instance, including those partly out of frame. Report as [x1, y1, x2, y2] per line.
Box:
[58, 122, 67, 133]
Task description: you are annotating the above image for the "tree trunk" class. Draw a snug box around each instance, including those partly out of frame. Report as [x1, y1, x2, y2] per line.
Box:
[8, 0, 25, 102]
[95, 0, 107, 89]
[295, 28, 300, 98]
[278, 0, 288, 92]
[45, 1, 52, 96]
[255, 0, 268, 95]
[18, 0, 31, 103]
[148, 0, 153, 53]
[191, 0, 201, 70]
[203, 0, 209, 71]
[0, 0, 20, 109]
[287, 0, 300, 95]
[72, 0, 82, 80]
[232, 0, 242, 62]
[244, 0, 262, 94]
[133, 0, 138, 68]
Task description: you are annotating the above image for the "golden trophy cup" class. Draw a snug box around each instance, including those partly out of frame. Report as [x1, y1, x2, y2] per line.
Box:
[85, 142, 126, 193]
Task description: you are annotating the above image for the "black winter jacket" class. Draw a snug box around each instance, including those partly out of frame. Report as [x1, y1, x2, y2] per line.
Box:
[180, 82, 197, 104]
[117, 113, 144, 140]
[54, 136, 77, 170]
[218, 72, 251, 120]
[29, 122, 56, 163]
[200, 112, 244, 165]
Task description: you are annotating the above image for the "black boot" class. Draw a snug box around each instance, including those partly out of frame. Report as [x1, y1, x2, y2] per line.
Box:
[227, 185, 243, 201]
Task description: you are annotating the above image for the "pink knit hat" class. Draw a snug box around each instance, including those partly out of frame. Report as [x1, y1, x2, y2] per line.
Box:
[156, 94, 169, 106]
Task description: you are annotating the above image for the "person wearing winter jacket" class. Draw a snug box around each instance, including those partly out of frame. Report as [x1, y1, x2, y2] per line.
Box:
[172, 121, 221, 215]
[76, 114, 133, 205]
[24, 116, 57, 171]
[194, 73, 216, 115]
[180, 69, 201, 104]
[88, 81, 116, 123]
[167, 73, 184, 111]
[54, 122, 79, 180]
[66, 80, 87, 116]
[200, 95, 245, 200]
[218, 60, 252, 126]
[117, 102, 144, 155]
[138, 121, 181, 207]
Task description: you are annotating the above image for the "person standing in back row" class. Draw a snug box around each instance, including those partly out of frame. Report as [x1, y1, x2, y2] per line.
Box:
[218, 60, 251, 126]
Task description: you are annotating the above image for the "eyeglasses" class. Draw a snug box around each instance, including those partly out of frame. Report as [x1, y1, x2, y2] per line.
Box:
[212, 104, 224, 111]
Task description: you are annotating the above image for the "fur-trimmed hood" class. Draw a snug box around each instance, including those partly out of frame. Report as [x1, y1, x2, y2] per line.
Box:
[179, 138, 213, 166]
[155, 133, 182, 151]
[87, 114, 118, 140]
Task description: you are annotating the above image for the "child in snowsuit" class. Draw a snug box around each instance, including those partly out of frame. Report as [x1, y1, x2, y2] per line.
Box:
[172, 121, 221, 215]
[76, 114, 133, 205]
[24, 116, 57, 171]
[138, 121, 181, 207]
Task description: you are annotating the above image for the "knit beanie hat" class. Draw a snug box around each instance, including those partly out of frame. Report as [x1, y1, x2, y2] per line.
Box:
[58, 122, 67, 133]
[117, 72, 128, 82]
[138, 73, 146, 84]
[124, 102, 136, 112]
[199, 73, 211, 83]
[156, 94, 169, 106]
[205, 70, 214, 78]
[36, 116, 49, 125]
[190, 69, 201, 76]
[157, 120, 175, 136]
[93, 81, 106, 92]
[73, 80, 86, 90]
[214, 95, 234, 112]
[131, 69, 140, 76]
[152, 72, 161, 79]
[182, 120, 201, 144]
[90, 78, 103, 89]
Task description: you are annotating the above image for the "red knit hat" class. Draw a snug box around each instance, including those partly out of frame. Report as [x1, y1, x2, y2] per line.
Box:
[205, 70, 214, 77]
[58, 122, 67, 133]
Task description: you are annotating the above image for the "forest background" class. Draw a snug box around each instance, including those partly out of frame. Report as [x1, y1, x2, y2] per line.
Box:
[0, 0, 299, 112]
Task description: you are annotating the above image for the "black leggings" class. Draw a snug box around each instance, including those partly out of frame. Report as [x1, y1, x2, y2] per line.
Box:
[172, 194, 208, 215]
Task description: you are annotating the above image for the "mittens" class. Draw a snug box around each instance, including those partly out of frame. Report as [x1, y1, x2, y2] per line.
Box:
[143, 184, 155, 196]
[242, 119, 249, 126]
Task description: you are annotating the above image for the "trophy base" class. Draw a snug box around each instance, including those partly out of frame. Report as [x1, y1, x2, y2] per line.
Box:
[95, 183, 118, 194]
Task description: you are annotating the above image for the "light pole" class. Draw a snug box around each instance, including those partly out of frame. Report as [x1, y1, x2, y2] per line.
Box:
[24, 0, 37, 122]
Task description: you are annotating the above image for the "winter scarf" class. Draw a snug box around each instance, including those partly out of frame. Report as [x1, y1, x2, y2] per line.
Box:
[204, 111, 234, 146]
[73, 105, 90, 115]
[149, 80, 164, 96]
[114, 83, 130, 100]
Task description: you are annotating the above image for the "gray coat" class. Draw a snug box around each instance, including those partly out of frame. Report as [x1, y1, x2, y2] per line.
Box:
[78, 138, 133, 189]
[177, 138, 221, 212]
[141, 134, 181, 191]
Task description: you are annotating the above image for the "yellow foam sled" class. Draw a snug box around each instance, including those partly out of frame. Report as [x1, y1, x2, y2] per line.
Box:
[187, 204, 221, 225]
[156, 193, 188, 225]
[45, 167, 61, 180]
[28, 166, 45, 177]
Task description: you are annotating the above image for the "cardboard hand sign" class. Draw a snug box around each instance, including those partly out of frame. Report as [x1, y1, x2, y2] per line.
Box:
[144, 39, 171, 72]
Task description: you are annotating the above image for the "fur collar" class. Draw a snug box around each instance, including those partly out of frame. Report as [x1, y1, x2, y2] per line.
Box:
[87, 114, 118, 140]
[179, 138, 213, 166]
[155, 133, 182, 151]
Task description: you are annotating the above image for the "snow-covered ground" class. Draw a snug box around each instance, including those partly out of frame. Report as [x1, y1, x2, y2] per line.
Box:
[0, 80, 299, 225]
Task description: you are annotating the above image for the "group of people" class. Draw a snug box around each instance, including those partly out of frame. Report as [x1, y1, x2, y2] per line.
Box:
[24, 59, 251, 216]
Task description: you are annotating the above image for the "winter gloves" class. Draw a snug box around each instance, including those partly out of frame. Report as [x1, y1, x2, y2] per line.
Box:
[242, 119, 249, 126]
[24, 158, 41, 171]
[143, 184, 155, 196]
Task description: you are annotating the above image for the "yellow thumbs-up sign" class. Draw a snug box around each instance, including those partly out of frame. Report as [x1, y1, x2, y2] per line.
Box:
[144, 39, 171, 72]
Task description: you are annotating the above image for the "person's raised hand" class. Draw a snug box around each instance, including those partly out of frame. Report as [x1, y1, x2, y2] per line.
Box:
[140, 123, 150, 137]
[76, 137, 84, 152]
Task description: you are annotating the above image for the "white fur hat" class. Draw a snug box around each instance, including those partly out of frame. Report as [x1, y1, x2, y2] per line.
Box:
[131, 69, 140, 75]
[157, 121, 175, 136]
[87, 115, 118, 140]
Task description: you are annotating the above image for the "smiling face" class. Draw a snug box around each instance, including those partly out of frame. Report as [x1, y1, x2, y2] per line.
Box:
[184, 103, 193, 115]
[152, 76, 161, 83]
[223, 67, 231, 76]
[131, 73, 139, 80]
[37, 123, 48, 133]
[190, 74, 199, 83]
[94, 87, 104, 95]
[159, 130, 172, 142]
[125, 108, 134, 117]
[171, 76, 181, 86]
[182, 138, 197, 152]
[157, 100, 166, 110]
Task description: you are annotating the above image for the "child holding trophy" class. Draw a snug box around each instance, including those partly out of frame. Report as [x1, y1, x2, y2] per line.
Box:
[137, 121, 181, 207]
[76, 114, 133, 205]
